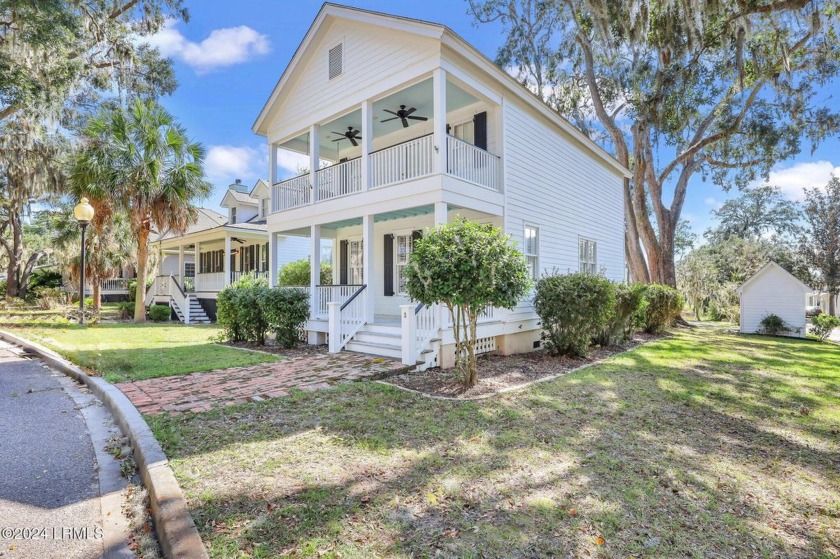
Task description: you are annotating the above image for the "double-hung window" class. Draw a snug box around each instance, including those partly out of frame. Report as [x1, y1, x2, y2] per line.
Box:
[579, 237, 597, 274]
[524, 225, 539, 280]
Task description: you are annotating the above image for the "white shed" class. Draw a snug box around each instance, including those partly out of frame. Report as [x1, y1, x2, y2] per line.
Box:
[738, 262, 811, 338]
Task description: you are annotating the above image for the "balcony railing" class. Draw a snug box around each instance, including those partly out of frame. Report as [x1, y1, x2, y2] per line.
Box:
[316, 157, 362, 201]
[271, 133, 500, 213]
[195, 272, 226, 292]
[446, 135, 502, 192]
[272, 173, 310, 212]
[230, 270, 269, 284]
[370, 134, 434, 188]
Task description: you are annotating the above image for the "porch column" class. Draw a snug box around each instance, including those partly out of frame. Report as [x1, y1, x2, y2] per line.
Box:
[269, 232, 278, 287]
[194, 240, 200, 291]
[432, 68, 447, 175]
[434, 201, 448, 226]
[268, 142, 278, 214]
[361, 99, 373, 190]
[177, 245, 185, 288]
[362, 214, 374, 322]
[310, 225, 321, 318]
[309, 124, 319, 204]
[224, 234, 231, 287]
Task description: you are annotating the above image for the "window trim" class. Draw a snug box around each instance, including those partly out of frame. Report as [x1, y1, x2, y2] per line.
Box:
[393, 230, 414, 296]
[230, 207, 237, 224]
[579, 236, 598, 275]
[524, 224, 539, 281]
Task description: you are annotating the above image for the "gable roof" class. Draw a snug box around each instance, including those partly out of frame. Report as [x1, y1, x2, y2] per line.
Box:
[249, 179, 270, 198]
[155, 208, 228, 241]
[221, 188, 259, 208]
[252, 3, 630, 179]
[737, 261, 812, 294]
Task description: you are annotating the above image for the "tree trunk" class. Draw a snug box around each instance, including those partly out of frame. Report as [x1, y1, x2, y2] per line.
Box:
[5, 213, 22, 299]
[134, 228, 149, 322]
[624, 178, 650, 283]
[92, 281, 102, 312]
[466, 311, 478, 387]
[830, 289, 837, 317]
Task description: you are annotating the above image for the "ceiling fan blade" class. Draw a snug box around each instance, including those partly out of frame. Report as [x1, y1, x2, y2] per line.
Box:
[331, 131, 345, 135]
[383, 109, 400, 115]
[401, 118, 409, 128]
[349, 137, 358, 147]
[381, 117, 398, 123]
[407, 116, 428, 121]
[352, 134, 362, 139]
[332, 138, 343, 142]
[404, 107, 417, 116]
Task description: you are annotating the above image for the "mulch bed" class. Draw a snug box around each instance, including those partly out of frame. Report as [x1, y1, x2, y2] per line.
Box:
[384, 332, 666, 399]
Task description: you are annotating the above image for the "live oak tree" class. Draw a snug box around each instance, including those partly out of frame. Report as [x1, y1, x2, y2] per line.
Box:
[71, 99, 210, 322]
[470, 0, 840, 286]
[404, 219, 531, 387]
[800, 175, 840, 315]
[706, 185, 802, 243]
[0, 0, 184, 299]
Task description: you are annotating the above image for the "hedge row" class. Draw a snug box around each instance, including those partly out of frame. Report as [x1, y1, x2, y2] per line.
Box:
[216, 274, 309, 347]
[534, 273, 683, 356]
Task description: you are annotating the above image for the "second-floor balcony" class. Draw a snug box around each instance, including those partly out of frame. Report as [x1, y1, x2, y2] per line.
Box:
[272, 134, 500, 212]
[269, 70, 502, 214]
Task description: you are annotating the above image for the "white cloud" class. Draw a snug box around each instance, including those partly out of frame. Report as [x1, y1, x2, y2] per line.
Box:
[205, 145, 309, 186]
[704, 197, 722, 209]
[759, 160, 840, 201]
[145, 19, 270, 74]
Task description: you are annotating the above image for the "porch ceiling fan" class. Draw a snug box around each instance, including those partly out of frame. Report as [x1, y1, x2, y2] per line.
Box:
[331, 126, 361, 147]
[381, 105, 428, 128]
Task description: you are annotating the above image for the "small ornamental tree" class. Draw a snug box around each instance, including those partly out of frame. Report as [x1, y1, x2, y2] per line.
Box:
[405, 218, 531, 386]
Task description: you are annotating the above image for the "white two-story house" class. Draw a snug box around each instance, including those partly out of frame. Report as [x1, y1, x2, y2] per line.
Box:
[254, 4, 630, 368]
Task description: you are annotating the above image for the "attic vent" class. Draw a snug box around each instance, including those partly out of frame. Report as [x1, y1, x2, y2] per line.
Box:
[328, 43, 343, 79]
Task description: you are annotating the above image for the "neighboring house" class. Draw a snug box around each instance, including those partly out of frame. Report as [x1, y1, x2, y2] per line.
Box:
[807, 291, 838, 316]
[738, 262, 811, 338]
[253, 4, 630, 368]
[147, 179, 309, 322]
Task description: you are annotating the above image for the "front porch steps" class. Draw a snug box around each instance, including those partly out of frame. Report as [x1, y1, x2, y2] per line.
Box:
[345, 323, 402, 360]
[171, 296, 212, 324]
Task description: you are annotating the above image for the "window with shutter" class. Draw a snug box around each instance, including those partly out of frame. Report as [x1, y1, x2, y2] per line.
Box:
[328, 43, 343, 79]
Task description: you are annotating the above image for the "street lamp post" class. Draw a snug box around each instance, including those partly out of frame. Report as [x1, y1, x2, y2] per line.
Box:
[73, 198, 95, 325]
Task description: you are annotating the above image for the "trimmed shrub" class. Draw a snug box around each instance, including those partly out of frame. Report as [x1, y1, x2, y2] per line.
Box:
[262, 288, 310, 348]
[148, 304, 171, 322]
[812, 314, 840, 341]
[596, 283, 646, 345]
[642, 284, 684, 333]
[534, 272, 615, 357]
[759, 313, 788, 336]
[278, 259, 333, 286]
[26, 270, 63, 300]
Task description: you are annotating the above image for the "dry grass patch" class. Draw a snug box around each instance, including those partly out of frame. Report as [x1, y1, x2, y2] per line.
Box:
[148, 325, 840, 558]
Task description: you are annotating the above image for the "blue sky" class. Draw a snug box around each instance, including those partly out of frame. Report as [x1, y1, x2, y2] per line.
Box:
[147, 0, 840, 237]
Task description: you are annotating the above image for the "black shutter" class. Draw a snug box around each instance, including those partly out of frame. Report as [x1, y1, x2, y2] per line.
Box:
[339, 240, 348, 285]
[384, 234, 394, 296]
[473, 111, 488, 150]
[264, 242, 269, 271]
[412, 230, 422, 243]
[250, 245, 255, 271]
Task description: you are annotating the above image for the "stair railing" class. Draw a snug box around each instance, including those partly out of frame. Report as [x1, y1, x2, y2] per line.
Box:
[401, 302, 440, 365]
[167, 275, 190, 325]
[327, 284, 367, 353]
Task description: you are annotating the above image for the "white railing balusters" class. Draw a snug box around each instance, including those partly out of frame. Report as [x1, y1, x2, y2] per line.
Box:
[370, 135, 434, 188]
[328, 285, 367, 353]
[446, 135, 502, 192]
[316, 158, 362, 201]
[272, 174, 311, 212]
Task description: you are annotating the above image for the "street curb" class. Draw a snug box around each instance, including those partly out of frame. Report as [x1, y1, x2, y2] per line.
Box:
[0, 330, 209, 559]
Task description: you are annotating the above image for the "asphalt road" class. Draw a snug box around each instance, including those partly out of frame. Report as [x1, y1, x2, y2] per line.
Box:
[0, 340, 133, 559]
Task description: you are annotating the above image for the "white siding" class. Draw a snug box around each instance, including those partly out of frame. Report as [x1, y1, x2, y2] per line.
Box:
[502, 101, 625, 283]
[740, 267, 808, 337]
[267, 21, 439, 140]
[160, 254, 194, 276]
[276, 235, 311, 268]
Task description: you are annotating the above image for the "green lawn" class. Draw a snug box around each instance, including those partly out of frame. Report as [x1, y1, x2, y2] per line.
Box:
[147, 325, 840, 559]
[5, 322, 279, 383]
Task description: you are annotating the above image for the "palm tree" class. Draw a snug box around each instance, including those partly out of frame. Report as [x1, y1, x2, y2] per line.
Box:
[71, 99, 210, 321]
[51, 203, 135, 312]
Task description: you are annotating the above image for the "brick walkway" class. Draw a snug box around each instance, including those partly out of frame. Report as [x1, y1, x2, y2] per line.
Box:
[116, 352, 405, 415]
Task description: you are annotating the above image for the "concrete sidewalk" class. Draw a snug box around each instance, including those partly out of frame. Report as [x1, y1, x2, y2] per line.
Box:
[0, 340, 133, 559]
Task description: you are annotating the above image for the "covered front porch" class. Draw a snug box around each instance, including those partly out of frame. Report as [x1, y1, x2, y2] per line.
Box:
[274, 202, 507, 367]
